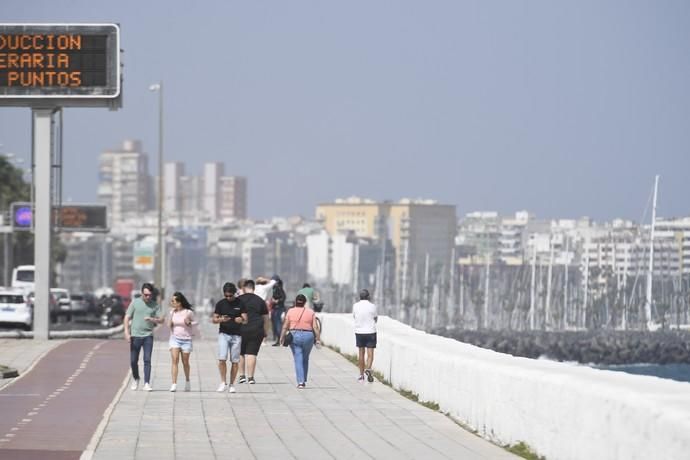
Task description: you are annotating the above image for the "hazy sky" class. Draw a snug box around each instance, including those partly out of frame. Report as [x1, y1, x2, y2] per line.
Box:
[1, 1, 689, 221]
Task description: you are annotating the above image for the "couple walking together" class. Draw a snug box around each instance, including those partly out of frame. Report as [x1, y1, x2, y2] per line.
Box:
[124, 283, 195, 392]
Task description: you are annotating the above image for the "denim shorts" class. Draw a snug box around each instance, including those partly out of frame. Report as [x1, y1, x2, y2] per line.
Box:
[218, 333, 242, 363]
[169, 335, 193, 353]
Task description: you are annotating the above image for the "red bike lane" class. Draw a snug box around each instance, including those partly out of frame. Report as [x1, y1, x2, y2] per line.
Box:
[0, 339, 128, 460]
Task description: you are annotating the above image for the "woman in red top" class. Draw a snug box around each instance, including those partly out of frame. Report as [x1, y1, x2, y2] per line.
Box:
[280, 294, 321, 388]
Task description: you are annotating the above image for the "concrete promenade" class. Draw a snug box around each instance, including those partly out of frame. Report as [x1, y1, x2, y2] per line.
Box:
[0, 320, 516, 460]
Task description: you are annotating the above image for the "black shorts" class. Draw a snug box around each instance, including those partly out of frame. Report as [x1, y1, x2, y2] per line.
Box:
[355, 333, 377, 349]
[241, 333, 264, 356]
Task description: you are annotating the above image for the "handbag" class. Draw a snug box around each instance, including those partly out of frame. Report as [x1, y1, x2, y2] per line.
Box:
[283, 308, 306, 347]
[283, 331, 293, 346]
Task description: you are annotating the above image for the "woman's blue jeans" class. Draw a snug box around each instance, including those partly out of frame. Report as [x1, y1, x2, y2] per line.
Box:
[130, 335, 154, 383]
[289, 330, 314, 384]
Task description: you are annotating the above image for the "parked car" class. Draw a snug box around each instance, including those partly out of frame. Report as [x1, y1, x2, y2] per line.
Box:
[0, 289, 33, 330]
[50, 288, 72, 321]
[69, 294, 89, 316]
[26, 291, 60, 323]
[99, 294, 126, 328]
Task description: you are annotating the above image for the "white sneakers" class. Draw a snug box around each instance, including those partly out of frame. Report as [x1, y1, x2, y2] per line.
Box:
[131, 380, 152, 391]
[365, 369, 374, 383]
[170, 382, 190, 392]
[217, 383, 237, 393]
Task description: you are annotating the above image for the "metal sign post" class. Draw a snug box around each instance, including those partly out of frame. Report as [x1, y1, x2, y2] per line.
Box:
[32, 108, 53, 340]
[1, 23, 121, 339]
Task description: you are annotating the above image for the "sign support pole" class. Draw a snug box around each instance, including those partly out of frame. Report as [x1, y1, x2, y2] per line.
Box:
[32, 108, 53, 340]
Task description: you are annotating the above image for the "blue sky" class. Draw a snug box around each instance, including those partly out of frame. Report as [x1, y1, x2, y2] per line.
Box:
[1, 1, 689, 221]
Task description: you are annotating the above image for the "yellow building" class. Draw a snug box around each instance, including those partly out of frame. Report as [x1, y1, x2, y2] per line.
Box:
[316, 197, 457, 294]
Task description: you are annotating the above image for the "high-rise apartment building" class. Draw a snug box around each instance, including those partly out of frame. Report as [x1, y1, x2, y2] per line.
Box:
[219, 176, 247, 220]
[164, 162, 184, 214]
[97, 140, 151, 225]
[98, 150, 248, 225]
[203, 162, 224, 220]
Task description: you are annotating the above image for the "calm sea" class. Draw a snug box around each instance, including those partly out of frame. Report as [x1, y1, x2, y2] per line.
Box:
[597, 364, 690, 383]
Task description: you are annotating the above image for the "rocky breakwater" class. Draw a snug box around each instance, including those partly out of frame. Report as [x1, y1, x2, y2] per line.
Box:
[431, 328, 690, 365]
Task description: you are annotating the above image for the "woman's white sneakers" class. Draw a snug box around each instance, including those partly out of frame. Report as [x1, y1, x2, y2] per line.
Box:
[216, 382, 227, 392]
[184, 381, 191, 392]
[169, 383, 177, 392]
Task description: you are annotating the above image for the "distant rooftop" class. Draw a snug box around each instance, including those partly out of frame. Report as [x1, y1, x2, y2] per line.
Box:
[328, 196, 439, 205]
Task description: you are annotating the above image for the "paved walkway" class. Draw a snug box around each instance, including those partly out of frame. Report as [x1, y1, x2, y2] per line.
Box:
[0, 321, 516, 459]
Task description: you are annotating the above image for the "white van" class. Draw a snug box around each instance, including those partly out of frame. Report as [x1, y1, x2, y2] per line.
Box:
[11, 265, 35, 293]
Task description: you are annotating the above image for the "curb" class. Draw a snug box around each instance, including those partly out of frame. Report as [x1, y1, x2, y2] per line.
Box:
[0, 325, 124, 339]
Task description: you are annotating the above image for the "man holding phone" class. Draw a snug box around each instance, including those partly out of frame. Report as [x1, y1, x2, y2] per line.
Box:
[124, 283, 164, 391]
[213, 282, 247, 393]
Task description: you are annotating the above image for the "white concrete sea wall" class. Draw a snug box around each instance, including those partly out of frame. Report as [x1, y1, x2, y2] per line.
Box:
[320, 313, 690, 460]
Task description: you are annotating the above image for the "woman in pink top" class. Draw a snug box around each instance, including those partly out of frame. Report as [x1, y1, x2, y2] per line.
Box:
[168, 291, 195, 392]
[279, 294, 321, 388]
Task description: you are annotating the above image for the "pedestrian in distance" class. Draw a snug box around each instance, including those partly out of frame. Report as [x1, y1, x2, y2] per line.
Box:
[270, 275, 286, 346]
[254, 276, 277, 303]
[237, 279, 270, 384]
[280, 294, 321, 388]
[353, 289, 377, 383]
[124, 283, 164, 391]
[297, 283, 319, 309]
[212, 282, 247, 393]
[168, 291, 195, 392]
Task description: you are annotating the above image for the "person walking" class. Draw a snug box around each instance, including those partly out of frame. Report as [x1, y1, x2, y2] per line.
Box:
[212, 282, 247, 393]
[270, 275, 286, 346]
[280, 294, 321, 388]
[297, 283, 318, 309]
[237, 279, 270, 384]
[124, 283, 164, 391]
[352, 289, 377, 383]
[168, 292, 195, 392]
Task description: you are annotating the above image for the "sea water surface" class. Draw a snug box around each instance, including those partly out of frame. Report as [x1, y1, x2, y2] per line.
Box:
[596, 363, 690, 383]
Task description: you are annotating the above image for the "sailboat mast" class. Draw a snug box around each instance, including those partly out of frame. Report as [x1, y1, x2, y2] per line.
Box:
[646, 175, 659, 330]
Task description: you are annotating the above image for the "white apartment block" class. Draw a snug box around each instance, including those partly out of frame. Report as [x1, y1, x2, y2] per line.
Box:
[306, 230, 330, 283]
[164, 161, 184, 214]
[204, 162, 223, 220]
[97, 140, 151, 226]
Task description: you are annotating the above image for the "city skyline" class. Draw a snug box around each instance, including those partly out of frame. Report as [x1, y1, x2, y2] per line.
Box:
[1, 1, 689, 222]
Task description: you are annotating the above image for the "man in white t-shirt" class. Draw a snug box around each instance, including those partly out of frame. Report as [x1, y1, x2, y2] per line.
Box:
[352, 289, 377, 383]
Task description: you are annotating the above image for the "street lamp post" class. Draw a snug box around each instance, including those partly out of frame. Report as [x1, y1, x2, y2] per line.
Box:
[150, 81, 164, 298]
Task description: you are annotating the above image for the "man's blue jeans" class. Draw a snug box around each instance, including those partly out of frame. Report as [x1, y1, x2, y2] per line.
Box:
[289, 330, 314, 384]
[130, 335, 154, 383]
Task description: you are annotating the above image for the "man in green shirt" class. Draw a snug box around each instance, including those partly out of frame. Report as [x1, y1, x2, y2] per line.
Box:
[297, 283, 319, 309]
[124, 283, 164, 391]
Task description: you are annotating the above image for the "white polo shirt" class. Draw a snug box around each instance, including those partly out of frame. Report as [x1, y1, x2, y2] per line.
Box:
[352, 300, 377, 334]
